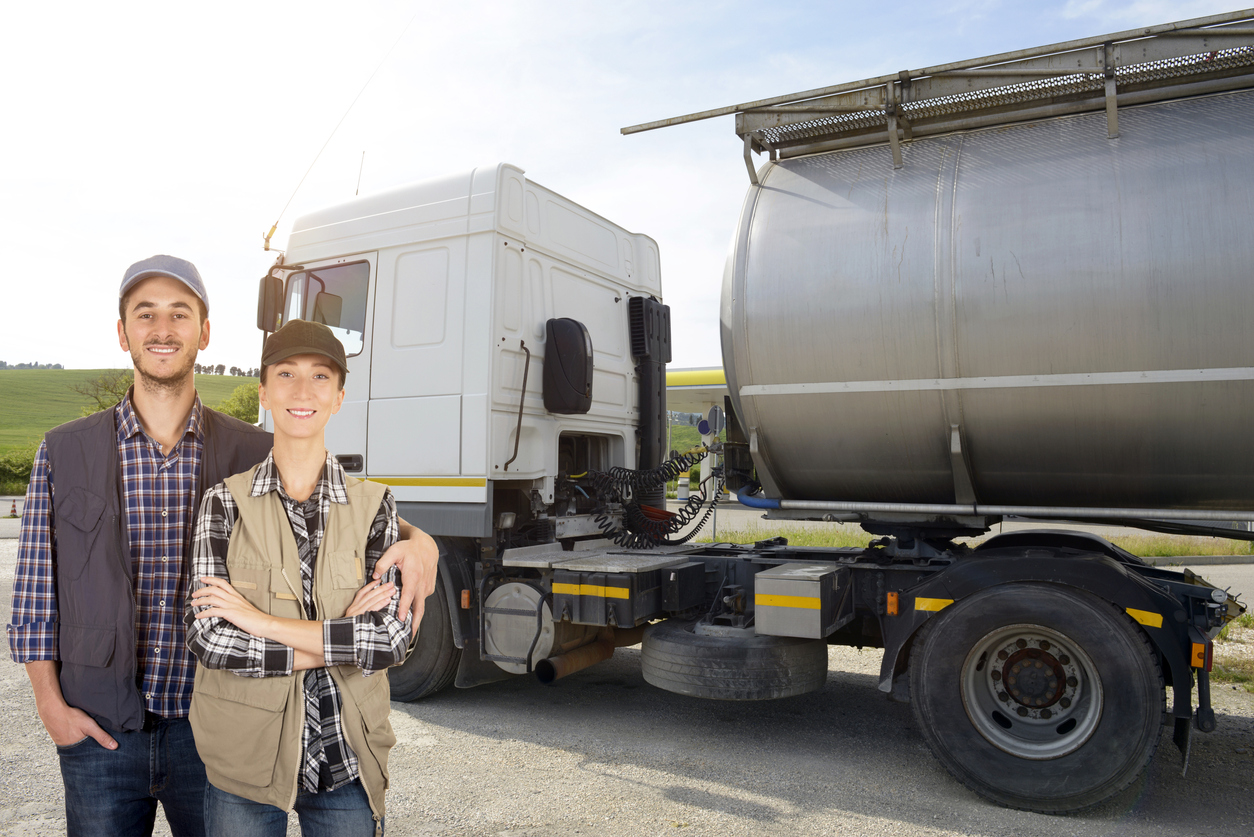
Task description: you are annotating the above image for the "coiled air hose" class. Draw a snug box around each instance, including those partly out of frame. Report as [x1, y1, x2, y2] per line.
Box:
[580, 448, 725, 549]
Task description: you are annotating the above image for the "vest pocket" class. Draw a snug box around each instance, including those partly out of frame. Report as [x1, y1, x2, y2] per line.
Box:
[339, 668, 395, 790]
[60, 622, 115, 667]
[327, 549, 364, 589]
[191, 668, 292, 788]
[56, 487, 106, 580]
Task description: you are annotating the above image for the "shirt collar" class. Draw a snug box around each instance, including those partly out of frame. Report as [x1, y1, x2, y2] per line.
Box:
[250, 450, 349, 505]
[115, 387, 204, 445]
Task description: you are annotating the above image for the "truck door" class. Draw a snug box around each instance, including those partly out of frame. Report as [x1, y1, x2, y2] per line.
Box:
[366, 242, 468, 481]
[272, 256, 377, 472]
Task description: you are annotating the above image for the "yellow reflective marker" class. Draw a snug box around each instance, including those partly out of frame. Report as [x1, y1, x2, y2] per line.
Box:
[1125, 608, 1164, 628]
[914, 597, 953, 612]
[755, 594, 821, 610]
[553, 583, 629, 600]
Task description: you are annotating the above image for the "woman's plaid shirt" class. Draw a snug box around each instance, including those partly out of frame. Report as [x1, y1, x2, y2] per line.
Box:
[185, 451, 410, 793]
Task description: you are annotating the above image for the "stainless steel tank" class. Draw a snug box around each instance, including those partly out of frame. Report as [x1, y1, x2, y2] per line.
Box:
[722, 90, 1254, 510]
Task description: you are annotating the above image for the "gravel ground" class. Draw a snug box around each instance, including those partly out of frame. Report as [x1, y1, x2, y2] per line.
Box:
[0, 540, 1251, 836]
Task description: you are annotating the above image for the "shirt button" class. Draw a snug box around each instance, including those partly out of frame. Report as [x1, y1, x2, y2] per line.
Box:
[159, 600, 166, 607]
[162, 556, 169, 563]
[153, 647, 160, 655]
[145, 693, 152, 700]
[161, 510, 168, 518]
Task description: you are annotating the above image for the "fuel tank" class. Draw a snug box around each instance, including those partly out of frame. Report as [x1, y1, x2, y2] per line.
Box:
[722, 90, 1254, 510]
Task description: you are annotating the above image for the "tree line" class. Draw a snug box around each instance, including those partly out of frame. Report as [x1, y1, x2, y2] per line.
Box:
[195, 364, 260, 377]
[0, 361, 63, 369]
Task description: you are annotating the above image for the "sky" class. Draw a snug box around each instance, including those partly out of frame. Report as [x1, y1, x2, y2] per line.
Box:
[0, 0, 1241, 372]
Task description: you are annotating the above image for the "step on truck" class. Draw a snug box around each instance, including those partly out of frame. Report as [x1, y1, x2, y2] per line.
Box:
[256, 10, 1252, 813]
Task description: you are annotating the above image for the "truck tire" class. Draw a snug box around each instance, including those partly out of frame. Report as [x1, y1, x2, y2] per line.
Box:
[390, 578, 461, 702]
[909, 583, 1164, 813]
[641, 620, 827, 700]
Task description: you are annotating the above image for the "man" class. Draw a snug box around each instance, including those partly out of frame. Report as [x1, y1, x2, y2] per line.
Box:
[7, 255, 437, 836]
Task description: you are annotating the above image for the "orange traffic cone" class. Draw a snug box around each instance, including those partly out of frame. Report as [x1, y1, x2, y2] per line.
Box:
[8, 501, 14, 516]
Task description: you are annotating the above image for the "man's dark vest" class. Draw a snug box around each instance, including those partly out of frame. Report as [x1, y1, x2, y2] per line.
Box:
[44, 404, 272, 732]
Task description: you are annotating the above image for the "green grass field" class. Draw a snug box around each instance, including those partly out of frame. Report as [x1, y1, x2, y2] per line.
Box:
[0, 369, 255, 453]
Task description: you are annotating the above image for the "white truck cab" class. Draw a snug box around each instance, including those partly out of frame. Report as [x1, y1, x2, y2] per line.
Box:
[259, 163, 668, 543]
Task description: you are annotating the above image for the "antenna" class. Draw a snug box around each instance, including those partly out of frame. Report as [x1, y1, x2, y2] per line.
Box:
[356, 151, 366, 196]
[262, 9, 419, 250]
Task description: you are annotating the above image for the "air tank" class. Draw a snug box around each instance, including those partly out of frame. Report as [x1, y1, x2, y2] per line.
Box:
[722, 89, 1254, 511]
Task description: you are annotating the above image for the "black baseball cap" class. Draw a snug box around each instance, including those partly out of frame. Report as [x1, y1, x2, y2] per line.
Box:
[261, 320, 349, 381]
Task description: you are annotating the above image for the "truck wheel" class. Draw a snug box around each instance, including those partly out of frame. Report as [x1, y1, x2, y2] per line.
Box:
[909, 583, 1164, 813]
[390, 579, 462, 702]
[641, 620, 827, 700]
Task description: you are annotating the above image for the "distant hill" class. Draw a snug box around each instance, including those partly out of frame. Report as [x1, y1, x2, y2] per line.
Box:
[0, 369, 256, 453]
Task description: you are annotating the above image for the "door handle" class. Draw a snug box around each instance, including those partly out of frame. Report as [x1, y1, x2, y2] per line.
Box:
[336, 454, 364, 472]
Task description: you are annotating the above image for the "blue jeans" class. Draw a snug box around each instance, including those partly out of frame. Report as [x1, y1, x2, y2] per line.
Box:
[204, 779, 379, 837]
[56, 716, 206, 837]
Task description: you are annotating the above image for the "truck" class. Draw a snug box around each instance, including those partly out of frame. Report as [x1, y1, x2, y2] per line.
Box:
[255, 10, 1253, 813]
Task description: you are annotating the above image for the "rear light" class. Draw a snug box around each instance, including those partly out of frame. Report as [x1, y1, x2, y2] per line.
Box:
[1190, 640, 1213, 671]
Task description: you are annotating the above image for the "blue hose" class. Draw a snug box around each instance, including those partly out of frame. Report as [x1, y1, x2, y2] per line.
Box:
[734, 490, 780, 509]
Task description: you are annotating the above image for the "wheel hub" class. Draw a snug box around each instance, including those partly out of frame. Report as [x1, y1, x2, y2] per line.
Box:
[988, 637, 1081, 720]
[962, 624, 1102, 759]
[1002, 647, 1065, 708]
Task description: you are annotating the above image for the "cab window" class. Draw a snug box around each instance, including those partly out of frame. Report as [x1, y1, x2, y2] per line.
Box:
[283, 261, 370, 356]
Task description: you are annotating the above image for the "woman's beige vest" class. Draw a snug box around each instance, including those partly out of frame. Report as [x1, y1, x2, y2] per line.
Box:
[189, 466, 394, 824]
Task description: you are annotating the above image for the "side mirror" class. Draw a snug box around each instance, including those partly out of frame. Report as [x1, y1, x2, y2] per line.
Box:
[257, 275, 283, 332]
[543, 318, 593, 414]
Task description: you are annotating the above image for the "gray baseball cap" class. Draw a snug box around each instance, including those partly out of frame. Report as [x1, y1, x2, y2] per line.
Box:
[119, 255, 209, 313]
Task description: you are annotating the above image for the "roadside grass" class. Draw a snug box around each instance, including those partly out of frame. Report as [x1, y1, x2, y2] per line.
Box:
[691, 523, 1254, 558]
[693, 525, 873, 549]
[1214, 613, 1254, 693]
[1108, 534, 1254, 557]
[1218, 611, 1254, 640]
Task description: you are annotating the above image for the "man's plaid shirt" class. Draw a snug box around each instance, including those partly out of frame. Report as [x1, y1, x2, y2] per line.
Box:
[185, 451, 409, 793]
[8, 393, 206, 718]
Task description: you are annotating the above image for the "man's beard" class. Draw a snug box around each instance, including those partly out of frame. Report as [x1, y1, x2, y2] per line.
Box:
[131, 341, 197, 393]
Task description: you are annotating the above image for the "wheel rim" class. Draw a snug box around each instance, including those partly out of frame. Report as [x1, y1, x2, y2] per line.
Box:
[959, 623, 1103, 760]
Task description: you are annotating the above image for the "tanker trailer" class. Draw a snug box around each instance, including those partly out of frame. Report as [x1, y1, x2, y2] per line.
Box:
[617, 10, 1252, 813]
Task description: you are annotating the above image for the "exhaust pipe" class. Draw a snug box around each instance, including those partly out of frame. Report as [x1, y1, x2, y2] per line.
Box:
[535, 626, 647, 684]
